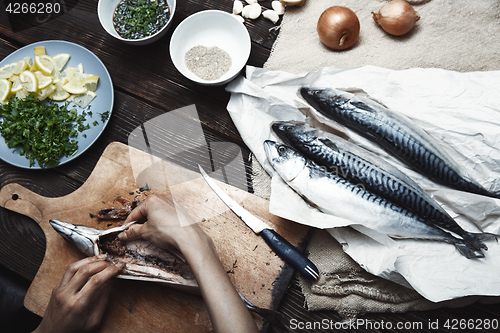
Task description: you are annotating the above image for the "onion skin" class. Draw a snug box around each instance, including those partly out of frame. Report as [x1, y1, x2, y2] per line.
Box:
[317, 6, 360, 50]
[372, 0, 420, 36]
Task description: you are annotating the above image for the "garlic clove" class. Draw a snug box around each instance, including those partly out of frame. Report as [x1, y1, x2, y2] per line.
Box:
[262, 9, 280, 24]
[241, 4, 252, 18]
[242, 3, 261, 19]
[279, 0, 305, 7]
[233, 0, 244, 15]
[245, 0, 258, 4]
[232, 14, 245, 23]
[271, 1, 285, 15]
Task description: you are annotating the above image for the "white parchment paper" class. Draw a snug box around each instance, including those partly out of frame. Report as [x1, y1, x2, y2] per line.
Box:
[226, 65, 500, 302]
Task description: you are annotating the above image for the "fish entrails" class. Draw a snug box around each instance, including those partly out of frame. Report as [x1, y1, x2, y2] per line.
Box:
[300, 87, 500, 200]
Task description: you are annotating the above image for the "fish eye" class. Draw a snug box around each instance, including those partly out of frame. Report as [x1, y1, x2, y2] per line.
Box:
[278, 145, 287, 154]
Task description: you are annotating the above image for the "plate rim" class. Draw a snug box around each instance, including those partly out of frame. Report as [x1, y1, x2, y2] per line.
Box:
[0, 40, 114, 169]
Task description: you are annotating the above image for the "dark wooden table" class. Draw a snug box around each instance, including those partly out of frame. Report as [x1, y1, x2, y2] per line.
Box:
[0, 1, 499, 332]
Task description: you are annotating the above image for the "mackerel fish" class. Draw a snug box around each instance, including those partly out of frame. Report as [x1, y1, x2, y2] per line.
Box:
[272, 122, 496, 253]
[50, 219, 199, 292]
[300, 87, 500, 199]
[264, 140, 485, 259]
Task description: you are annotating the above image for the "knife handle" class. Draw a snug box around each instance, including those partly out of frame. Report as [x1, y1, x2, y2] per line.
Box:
[260, 228, 319, 280]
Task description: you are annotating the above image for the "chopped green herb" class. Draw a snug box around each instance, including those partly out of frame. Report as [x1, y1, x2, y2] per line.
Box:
[90, 213, 97, 218]
[99, 111, 110, 122]
[0, 95, 94, 167]
[113, 0, 171, 40]
[139, 184, 150, 192]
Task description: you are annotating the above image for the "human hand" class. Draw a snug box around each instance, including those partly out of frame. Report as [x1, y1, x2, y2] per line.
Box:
[33, 255, 123, 333]
[117, 194, 212, 258]
[118, 194, 259, 333]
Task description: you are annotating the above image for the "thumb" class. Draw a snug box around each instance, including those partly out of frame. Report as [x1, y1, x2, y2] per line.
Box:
[117, 224, 143, 241]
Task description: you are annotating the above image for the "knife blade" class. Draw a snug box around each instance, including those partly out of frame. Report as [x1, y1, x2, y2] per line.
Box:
[199, 165, 319, 280]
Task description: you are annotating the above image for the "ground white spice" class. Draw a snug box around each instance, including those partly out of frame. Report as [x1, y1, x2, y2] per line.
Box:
[185, 45, 232, 81]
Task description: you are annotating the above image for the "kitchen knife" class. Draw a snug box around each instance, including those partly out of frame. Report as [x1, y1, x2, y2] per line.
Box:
[198, 165, 319, 280]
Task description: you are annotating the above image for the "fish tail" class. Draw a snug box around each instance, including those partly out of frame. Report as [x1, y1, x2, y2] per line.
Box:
[453, 242, 485, 259]
[463, 232, 498, 251]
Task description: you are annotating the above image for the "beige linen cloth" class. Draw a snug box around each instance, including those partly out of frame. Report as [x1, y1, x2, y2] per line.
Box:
[254, 0, 500, 317]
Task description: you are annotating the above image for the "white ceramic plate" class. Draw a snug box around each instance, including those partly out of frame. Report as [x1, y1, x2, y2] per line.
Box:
[0, 40, 114, 169]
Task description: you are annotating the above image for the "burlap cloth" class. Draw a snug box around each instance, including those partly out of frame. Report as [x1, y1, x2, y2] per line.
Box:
[253, 0, 500, 317]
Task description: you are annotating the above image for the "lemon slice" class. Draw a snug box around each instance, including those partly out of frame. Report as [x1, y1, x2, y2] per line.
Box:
[12, 60, 29, 75]
[15, 89, 30, 100]
[61, 67, 85, 82]
[34, 55, 55, 76]
[52, 53, 70, 72]
[23, 57, 32, 66]
[20, 70, 38, 92]
[62, 78, 87, 95]
[36, 84, 56, 101]
[0, 62, 18, 79]
[0, 79, 12, 103]
[68, 90, 96, 108]
[33, 71, 53, 89]
[76, 63, 84, 73]
[34, 46, 46, 56]
[50, 83, 71, 101]
[81, 75, 99, 92]
[9, 75, 23, 93]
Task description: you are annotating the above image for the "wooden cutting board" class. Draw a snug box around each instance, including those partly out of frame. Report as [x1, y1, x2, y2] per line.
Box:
[0, 142, 310, 332]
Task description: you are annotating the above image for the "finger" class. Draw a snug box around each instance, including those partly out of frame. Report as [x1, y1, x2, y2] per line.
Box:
[87, 281, 114, 328]
[123, 200, 149, 224]
[65, 260, 118, 295]
[59, 255, 107, 287]
[117, 223, 144, 242]
[78, 263, 123, 304]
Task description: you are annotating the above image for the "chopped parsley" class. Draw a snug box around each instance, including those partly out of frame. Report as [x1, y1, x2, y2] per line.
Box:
[0, 94, 102, 168]
[113, 0, 171, 40]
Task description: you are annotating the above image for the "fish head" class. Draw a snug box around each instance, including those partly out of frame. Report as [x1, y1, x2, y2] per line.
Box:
[271, 121, 318, 146]
[264, 140, 307, 182]
[49, 219, 137, 257]
[49, 219, 101, 257]
[300, 87, 351, 112]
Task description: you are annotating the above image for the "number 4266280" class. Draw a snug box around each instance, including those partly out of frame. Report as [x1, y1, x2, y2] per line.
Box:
[5, 2, 61, 14]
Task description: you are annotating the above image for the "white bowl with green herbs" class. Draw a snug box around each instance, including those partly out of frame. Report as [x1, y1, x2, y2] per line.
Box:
[98, 0, 176, 45]
[169, 10, 251, 86]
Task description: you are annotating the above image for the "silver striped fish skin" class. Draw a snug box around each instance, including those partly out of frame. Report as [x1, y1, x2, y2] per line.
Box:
[264, 140, 484, 259]
[300, 87, 500, 199]
[271, 121, 495, 252]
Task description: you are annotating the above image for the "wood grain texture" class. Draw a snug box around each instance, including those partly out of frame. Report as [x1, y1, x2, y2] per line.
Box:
[2, 0, 498, 332]
[0, 142, 309, 332]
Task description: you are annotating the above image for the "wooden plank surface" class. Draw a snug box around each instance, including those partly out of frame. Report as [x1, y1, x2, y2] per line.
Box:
[0, 142, 310, 332]
[1, 0, 499, 332]
[0, 0, 274, 280]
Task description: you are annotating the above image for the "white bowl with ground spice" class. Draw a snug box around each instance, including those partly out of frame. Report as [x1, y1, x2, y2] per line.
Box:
[169, 10, 251, 86]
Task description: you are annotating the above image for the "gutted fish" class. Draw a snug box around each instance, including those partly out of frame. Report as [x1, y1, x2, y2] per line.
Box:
[96, 197, 140, 220]
[271, 121, 496, 252]
[264, 140, 487, 259]
[49, 219, 198, 291]
[300, 87, 500, 199]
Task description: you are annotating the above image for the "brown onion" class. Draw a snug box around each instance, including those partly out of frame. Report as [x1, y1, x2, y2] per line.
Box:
[372, 0, 420, 36]
[317, 6, 360, 50]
